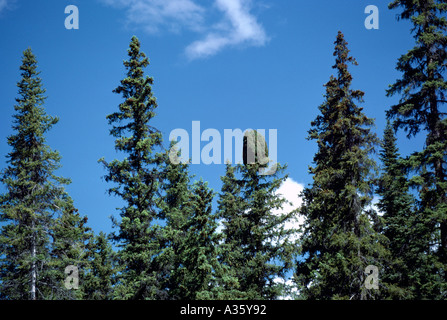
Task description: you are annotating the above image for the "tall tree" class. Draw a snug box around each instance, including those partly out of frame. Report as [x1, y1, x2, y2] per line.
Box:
[218, 138, 295, 300]
[295, 32, 389, 300]
[0, 49, 74, 300]
[386, 0, 447, 298]
[377, 121, 420, 299]
[99, 36, 164, 300]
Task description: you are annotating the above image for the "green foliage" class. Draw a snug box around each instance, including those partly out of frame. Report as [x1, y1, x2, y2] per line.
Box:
[295, 32, 389, 300]
[217, 161, 295, 300]
[158, 145, 222, 300]
[376, 121, 421, 299]
[0, 49, 86, 300]
[386, 0, 447, 299]
[48, 203, 92, 300]
[99, 36, 164, 300]
[179, 179, 220, 299]
[2, 8, 447, 300]
[83, 232, 116, 300]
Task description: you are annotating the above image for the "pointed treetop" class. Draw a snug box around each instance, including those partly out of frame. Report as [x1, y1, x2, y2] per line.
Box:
[332, 31, 358, 87]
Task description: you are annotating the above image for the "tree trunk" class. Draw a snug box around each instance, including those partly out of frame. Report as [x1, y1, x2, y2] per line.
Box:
[30, 229, 37, 300]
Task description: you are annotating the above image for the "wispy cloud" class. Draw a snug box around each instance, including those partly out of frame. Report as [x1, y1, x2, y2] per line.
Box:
[101, 0, 205, 34]
[185, 0, 268, 60]
[0, 0, 9, 13]
[101, 0, 269, 59]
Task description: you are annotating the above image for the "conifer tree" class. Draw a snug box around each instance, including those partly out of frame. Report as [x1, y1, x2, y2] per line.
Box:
[84, 231, 116, 300]
[295, 32, 389, 300]
[218, 144, 295, 299]
[0, 49, 74, 300]
[377, 121, 423, 299]
[214, 163, 245, 299]
[47, 203, 92, 300]
[158, 146, 194, 300]
[159, 145, 222, 300]
[179, 179, 220, 300]
[386, 0, 447, 298]
[99, 36, 164, 300]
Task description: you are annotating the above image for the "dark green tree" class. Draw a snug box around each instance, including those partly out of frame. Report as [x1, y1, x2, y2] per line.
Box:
[377, 121, 420, 299]
[386, 0, 447, 298]
[84, 231, 116, 300]
[214, 163, 245, 299]
[295, 32, 389, 300]
[99, 36, 164, 300]
[159, 144, 222, 300]
[218, 148, 295, 299]
[47, 203, 92, 300]
[0, 49, 74, 300]
[157, 145, 194, 300]
[178, 179, 220, 300]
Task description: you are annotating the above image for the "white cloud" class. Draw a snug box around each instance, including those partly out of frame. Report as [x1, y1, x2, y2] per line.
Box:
[273, 277, 298, 300]
[272, 177, 305, 244]
[216, 177, 305, 243]
[101, 0, 205, 33]
[101, 0, 269, 59]
[185, 0, 268, 59]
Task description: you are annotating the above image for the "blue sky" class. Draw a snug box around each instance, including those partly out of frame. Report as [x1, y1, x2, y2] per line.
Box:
[0, 0, 424, 235]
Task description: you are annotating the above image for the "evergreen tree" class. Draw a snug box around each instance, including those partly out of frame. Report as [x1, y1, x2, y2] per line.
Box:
[84, 231, 116, 300]
[214, 163, 245, 299]
[99, 36, 164, 300]
[158, 145, 194, 300]
[159, 145, 222, 300]
[47, 203, 92, 300]
[0, 49, 76, 300]
[386, 0, 447, 298]
[218, 144, 295, 299]
[179, 179, 220, 300]
[377, 121, 420, 299]
[295, 32, 389, 300]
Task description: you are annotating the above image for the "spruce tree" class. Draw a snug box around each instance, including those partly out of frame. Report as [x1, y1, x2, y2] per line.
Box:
[158, 146, 194, 300]
[377, 121, 420, 299]
[179, 179, 220, 300]
[0, 49, 74, 300]
[159, 145, 222, 300]
[215, 163, 246, 299]
[48, 203, 92, 300]
[99, 36, 164, 300]
[295, 32, 389, 300]
[386, 0, 447, 298]
[84, 232, 116, 300]
[218, 148, 295, 299]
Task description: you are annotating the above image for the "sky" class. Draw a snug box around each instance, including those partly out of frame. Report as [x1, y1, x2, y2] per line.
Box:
[0, 0, 425, 236]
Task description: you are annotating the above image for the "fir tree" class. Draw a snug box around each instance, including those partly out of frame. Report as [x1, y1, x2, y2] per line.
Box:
[99, 36, 164, 300]
[295, 32, 389, 300]
[386, 0, 447, 298]
[0, 49, 74, 300]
